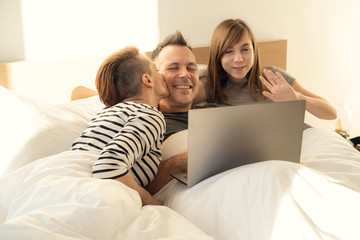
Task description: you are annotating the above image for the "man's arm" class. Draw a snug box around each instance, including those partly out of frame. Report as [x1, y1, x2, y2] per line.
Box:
[145, 152, 187, 195]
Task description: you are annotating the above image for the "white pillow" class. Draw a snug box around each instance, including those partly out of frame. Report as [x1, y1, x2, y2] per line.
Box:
[0, 86, 104, 176]
[0, 86, 190, 177]
[162, 130, 188, 161]
[197, 64, 207, 79]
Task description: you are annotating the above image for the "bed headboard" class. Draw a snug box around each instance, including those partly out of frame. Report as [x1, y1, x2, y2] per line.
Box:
[0, 39, 287, 103]
[144, 39, 287, 70]
[0, 64, 10, 89]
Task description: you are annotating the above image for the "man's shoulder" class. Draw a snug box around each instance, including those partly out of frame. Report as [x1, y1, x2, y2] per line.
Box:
[163, 111, 189, 117]
[193, 103, 220, 109]
[162, 103, 220, 117]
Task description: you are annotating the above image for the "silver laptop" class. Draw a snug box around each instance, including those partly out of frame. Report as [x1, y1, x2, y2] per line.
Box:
[171, 100, 306, 187]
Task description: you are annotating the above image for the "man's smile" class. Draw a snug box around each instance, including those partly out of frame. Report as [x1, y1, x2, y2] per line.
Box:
[174, 85, 192, 89]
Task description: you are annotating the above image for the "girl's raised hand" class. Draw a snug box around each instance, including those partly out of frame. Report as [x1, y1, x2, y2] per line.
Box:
[259, 69, 298, 102]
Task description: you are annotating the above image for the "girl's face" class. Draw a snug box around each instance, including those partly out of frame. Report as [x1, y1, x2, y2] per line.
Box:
[220, 32, 254, 82]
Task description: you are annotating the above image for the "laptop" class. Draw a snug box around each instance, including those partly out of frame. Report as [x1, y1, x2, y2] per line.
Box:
[171, 100, 306, 187]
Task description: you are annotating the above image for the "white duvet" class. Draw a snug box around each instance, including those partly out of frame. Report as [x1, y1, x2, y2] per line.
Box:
[0, 151, 212, 240]
[1, 86, 360, 239]
[155, 128, 360, 240]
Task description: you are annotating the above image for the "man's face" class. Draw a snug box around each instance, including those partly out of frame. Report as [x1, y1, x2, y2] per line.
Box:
[155, 45, 199, 112]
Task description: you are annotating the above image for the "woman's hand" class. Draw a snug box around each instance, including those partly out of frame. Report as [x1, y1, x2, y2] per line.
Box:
[142, 194, 164, 206]
[116, 172, 164, 206]
[259, 69, 298, 102]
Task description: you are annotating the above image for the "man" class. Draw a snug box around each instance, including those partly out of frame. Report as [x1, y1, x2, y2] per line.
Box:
[72, 31, 201, 194]
[70, 33, 360, 239]
[144, 31, 201, 194]
[70, 32, 202, 195]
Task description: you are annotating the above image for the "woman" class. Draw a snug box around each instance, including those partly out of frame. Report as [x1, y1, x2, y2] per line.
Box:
[71, 46, 169, 206]
[197, 18, 337, 120]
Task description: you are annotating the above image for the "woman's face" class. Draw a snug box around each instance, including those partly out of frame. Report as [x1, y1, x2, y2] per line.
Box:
[220, 32, 254, 82]
[148, 59, 169, 100]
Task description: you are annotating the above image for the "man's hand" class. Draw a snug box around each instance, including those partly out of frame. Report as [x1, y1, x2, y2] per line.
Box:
[145, 152, 188, 195]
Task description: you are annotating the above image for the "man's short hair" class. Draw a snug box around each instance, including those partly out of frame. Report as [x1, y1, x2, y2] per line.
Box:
[151, 31, 192, 61]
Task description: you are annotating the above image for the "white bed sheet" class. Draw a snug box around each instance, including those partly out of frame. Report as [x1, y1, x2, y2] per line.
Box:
[0, 151, 213, 240]
[155, 128, 360, 239]
[0, 87, 104, 176]
[2, 86, 360, 239]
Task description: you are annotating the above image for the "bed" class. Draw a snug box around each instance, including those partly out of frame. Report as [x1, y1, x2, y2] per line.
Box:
[1, 40, 360, 240]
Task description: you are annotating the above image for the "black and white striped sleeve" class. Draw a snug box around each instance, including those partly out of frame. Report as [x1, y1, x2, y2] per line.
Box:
[92, 108, 165, 180]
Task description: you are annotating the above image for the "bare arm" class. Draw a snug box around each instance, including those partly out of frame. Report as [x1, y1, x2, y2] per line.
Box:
[116, 172, 163, 206]
[145, 152, 188, 195]
[260, 69, 337, 120]
[291, 81, 337, 120]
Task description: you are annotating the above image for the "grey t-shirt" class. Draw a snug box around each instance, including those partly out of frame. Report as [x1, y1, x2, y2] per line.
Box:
[163, 112, 188, 140]
[162, 104, 220, 140]
[202, 66, 311, 130]
[203, 66, 295, 106]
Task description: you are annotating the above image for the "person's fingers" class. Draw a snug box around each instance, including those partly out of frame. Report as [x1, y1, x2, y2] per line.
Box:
[259, 75, 272, 91]
[262, 91, 274, 101]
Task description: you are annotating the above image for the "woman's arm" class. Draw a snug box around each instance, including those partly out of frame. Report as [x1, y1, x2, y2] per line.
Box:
[94, 108, 166, 205]
[260, 69, 337, 120]
[116, 172, 163, 206]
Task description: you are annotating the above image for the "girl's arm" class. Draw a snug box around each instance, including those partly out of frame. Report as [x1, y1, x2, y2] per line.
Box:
[260, 69, 337, 120]
[291, 81, 337, 120]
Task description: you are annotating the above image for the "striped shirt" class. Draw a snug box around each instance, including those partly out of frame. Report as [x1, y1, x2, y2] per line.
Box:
[71, 102, 166, 187]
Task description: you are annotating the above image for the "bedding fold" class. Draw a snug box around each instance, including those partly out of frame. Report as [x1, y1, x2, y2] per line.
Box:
[0, 151, 213, 240]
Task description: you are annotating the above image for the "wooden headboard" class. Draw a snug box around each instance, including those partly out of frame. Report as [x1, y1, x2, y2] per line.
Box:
[144, 39, 287, 70]
[0, 64, 10, 89]
[0, 39, 287, 102]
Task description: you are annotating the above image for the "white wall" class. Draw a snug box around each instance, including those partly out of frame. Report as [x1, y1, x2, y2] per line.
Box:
[6, 0, 159, 104]
[20, 0, 159, 60]
[0, 0, 25, 62]
[3, 0, 360, 136]
[158, 0, 360, 136]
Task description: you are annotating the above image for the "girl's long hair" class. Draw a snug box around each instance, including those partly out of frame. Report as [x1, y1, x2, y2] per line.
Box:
[207, 19, 264, 104]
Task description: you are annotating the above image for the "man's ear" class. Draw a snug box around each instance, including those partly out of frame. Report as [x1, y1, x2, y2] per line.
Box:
[141, 73, 153, 88]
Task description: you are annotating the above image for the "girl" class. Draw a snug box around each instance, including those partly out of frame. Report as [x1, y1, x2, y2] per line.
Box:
[197, 18, 336, 120]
